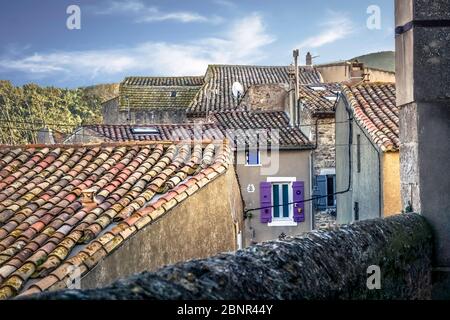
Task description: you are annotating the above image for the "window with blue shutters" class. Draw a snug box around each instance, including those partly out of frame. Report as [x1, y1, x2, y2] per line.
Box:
[314, 174, 336, 210]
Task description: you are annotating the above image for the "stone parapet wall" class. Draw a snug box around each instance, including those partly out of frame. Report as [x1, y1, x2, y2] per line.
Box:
[25, 213, 432, 300]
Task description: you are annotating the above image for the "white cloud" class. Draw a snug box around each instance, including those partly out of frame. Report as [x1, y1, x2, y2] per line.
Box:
[95, 0, 222, 24]
[297, 12, 355, 49]
[213, 0, 237, 8]
[0, 14, 275, 82]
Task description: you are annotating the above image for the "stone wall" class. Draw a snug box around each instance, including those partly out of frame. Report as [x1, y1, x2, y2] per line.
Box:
[102, 97, 187, 125]
[299, 110, 335, 176]
[241, 84, 289, 112]
[25, 214, 433, 300]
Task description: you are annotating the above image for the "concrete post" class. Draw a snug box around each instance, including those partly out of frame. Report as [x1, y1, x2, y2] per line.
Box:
[395, 0, 450, 298]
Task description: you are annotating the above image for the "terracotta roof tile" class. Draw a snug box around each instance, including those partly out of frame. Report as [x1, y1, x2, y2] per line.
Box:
[343, 82, 399, 152]
[0, 140, 231, 299]
[188, 65, 322, 115]
[299, 83, 342, 114]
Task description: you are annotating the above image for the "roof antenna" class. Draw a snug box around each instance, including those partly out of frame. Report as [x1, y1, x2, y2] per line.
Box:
[232, 81, 244, 107]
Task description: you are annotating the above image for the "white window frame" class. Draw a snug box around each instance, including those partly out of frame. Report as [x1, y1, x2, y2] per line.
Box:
[267, 177, 298, 227]
[245, 149, 262, 167]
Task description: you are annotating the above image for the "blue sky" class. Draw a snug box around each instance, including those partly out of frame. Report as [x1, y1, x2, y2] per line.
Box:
[0, 0, 395, 88]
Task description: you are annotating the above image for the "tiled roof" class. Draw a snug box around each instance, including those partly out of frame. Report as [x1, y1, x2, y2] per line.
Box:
[299, 83, 342, 115]
[343, 83, 399, 152]
[0, 140, 231, 299]
[77, 111, 313, 149]
[122, 76, 204, 87]
[119, 86, 201, 110]
[84, 124, 224, 142]
[187, 65, 322, 115]
[211, 111, 313, 149]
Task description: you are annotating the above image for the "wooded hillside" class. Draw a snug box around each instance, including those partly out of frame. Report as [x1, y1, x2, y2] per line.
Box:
[0, 81, 118, 145]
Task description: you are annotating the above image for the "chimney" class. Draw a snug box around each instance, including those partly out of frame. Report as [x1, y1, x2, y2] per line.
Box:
[81, 188, 98, 210]
[306, 52, 313, 66]
[290, 49, 300, 126]
[395, 0, 450, 298]
[347, 60, 365, 85]
[37, 127, 55, 144]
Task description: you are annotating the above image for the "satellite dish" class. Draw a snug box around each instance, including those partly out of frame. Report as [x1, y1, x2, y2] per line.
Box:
[232, 82, 244, 99]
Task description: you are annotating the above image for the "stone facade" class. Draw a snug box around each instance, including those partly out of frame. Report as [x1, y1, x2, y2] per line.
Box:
[26, 214, 432, 300]
[240, 84, 289, 112]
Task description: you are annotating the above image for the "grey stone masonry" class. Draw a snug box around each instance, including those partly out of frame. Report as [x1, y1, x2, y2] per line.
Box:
[23, 214, 432, 300]
[395, 0, 450, 298]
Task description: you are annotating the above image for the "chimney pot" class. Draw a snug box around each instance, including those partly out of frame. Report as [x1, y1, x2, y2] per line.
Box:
[81, 188, 98, 208]
[306, 52, 313, 66]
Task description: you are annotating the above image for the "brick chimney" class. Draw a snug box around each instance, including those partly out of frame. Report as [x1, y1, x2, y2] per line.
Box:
[306, 52, 313, 66]
[395, 0, 450, 298]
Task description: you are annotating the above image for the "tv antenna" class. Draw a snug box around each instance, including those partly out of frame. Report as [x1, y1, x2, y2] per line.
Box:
[232, 81, 244, 103]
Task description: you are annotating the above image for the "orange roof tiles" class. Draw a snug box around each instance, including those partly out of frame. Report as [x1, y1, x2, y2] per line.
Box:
[0, 140, 231, 299]
[343, 82, 399, 152]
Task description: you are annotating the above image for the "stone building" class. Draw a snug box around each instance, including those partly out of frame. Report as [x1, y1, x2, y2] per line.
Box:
[102, 76, 204, 125]
[298, 83, 342, 212]
[0, 140, 243, 299]
[335, 82, 401, 223]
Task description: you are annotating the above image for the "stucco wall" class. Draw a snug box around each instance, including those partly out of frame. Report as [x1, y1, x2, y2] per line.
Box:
[236, 150, 312, 245]
[102, 98, 119, 125]
[383, 152, 402, 216]
[79, 168, 243, 290]
[29, 213, 433, 300]
[316, 64, 395, 83]
[336, 99, 382, 224]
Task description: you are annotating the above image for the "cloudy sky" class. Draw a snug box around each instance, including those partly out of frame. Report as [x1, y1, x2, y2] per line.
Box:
[0, 0, 394, 88]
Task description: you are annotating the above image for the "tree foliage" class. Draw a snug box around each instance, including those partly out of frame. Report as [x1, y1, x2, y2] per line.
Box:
[0, 81, 115, 145]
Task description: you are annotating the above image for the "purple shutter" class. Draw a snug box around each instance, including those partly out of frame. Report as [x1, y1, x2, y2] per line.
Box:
[260, 182, 272, 223]
[293, 181, 305, 222]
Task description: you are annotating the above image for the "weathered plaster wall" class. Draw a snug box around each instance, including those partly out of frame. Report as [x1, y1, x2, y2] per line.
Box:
[28, 214, 433, 300]
[366, 68, 396, 83]
[316, 64, 395, 83]
[102, 98, 119, 125]
[336, 99, 382, 224]
[383, 152, 402, 217]
[236, 150, 312, 246]
[78, 168, 243, 290]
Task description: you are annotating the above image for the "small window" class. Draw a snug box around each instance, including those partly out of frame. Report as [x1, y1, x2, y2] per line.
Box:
[131, 127, 160, 135]
[272, 183, 290, 219]
[170, 91, 177, 97]
[245, 149, 260, 166]
[324, 96, 337, 102]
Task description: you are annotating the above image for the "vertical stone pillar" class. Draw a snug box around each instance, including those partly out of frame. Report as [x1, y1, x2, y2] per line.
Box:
[395, 0, 450, 298]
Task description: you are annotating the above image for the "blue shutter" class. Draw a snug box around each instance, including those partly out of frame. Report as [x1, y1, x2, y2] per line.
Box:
[315, 175, 327, 210]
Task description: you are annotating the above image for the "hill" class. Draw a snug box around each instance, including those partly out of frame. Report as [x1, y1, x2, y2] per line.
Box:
[351, 51, 395, 73]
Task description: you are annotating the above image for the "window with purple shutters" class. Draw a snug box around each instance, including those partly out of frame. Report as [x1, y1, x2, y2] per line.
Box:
[292, 181, 305, 222]
[260, 182, 272, 223]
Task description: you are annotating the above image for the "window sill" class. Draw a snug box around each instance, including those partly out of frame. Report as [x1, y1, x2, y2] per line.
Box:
[244, 164, 262, 167]
[268, 221, 298, 227]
